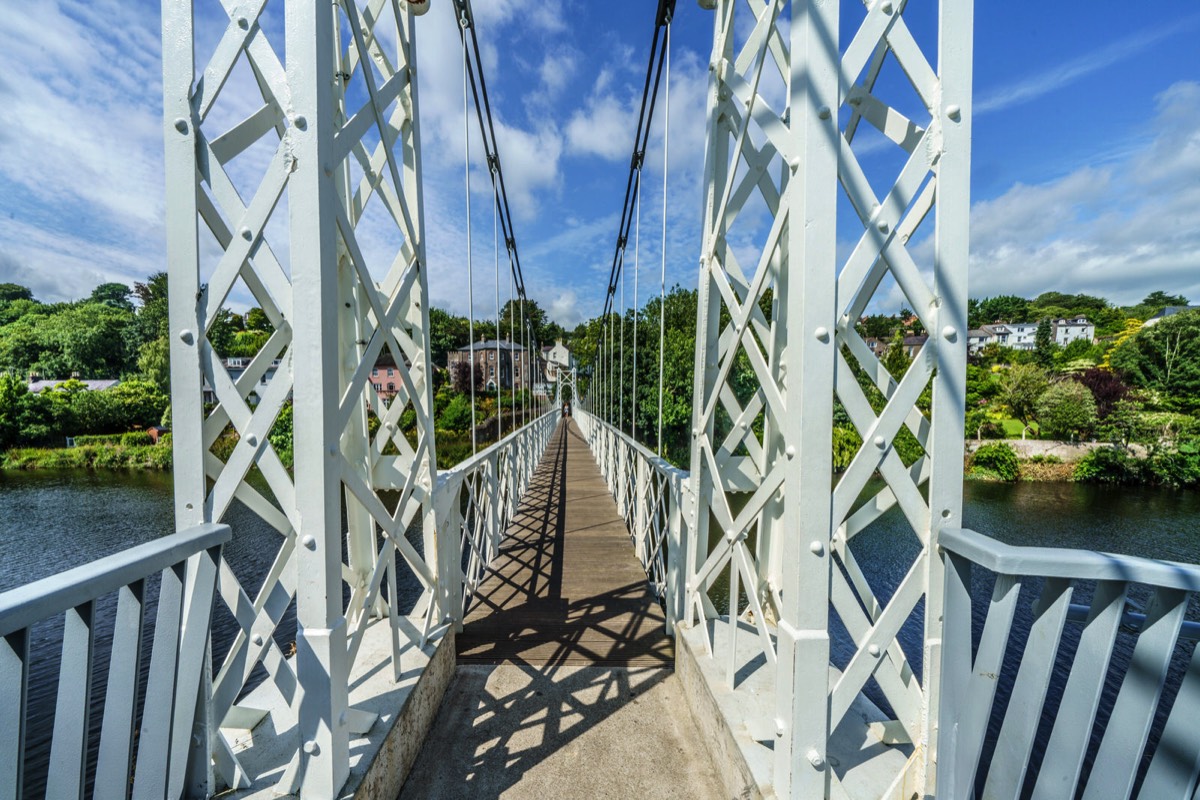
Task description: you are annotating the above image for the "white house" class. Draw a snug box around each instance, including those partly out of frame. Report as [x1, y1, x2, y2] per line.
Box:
[543, 339, 574, 382]
[1053, 316, 1095, 346]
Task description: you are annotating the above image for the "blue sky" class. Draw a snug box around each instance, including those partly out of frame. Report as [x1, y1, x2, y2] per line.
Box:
[0, 1, 1197, 327]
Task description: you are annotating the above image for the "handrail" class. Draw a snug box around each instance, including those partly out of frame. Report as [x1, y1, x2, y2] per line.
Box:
[0, 523, 229, 799]
[938, 526, 1200, 798]
[0, 523, 231, 636]
[940, 526, 1200, 593]
[575, 407, 685, 630]
[437, 408, 560, 485]
[438, 410, 560, 623]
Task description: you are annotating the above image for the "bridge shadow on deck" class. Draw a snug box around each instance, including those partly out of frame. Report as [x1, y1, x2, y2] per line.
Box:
[397, 421, 720, 800]
[456, 419, 672, 667]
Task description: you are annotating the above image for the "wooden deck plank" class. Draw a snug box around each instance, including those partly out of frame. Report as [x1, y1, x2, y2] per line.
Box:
[456, 419, 673, 667]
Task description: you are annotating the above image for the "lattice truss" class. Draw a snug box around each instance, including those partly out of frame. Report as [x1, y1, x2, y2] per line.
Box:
[685, 0, 968, 793]
[166, 0, 440, 790]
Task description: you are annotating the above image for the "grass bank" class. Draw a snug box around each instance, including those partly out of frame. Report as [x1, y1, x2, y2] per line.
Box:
[2, 443, 173, 471]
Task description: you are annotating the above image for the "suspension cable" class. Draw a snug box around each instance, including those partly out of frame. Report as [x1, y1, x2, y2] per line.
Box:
[494, 171, 502, 439]
[658, 17, 671, 457]
[462, 13, 477, 454]
[455, 0, 546, 435]
[592, 0, 676, 438]
[632, 150, 642, 442]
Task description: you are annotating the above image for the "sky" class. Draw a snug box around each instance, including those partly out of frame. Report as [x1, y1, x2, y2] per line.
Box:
[0, 1, 1198, 329]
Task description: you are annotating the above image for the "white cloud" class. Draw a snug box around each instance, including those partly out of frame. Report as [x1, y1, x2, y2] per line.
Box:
[565, 75, 640, 161]
[967, 81, 1200, 306]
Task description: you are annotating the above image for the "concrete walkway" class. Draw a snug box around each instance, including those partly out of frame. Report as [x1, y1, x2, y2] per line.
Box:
[398, 420, 722, 799]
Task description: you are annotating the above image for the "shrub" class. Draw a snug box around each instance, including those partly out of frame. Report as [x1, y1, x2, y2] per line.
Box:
[1026, 454, 1063, 465]
[120, 431, 154, 447]
[1144, 443, 1200, 488]
[1035, 380, 1097, 440]
[73, 433, 125, 446]
[832, 425, 862, 471]
[1073, 447, 1142, 484]
[441, 394, 474, 433]
[970, 442, 1020, 481]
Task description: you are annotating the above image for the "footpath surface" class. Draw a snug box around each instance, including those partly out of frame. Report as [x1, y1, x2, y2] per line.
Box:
[398, 420, 721, 799]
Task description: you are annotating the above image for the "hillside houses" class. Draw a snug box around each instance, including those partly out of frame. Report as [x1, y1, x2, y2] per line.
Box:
[966, 316, 1095, 355]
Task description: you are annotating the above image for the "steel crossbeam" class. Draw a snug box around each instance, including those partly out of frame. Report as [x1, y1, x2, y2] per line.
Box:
[684, 1, 972, 796]
[163, 1, 449, 794]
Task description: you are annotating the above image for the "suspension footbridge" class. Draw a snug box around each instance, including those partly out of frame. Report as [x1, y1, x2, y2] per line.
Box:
[3, 0, 1200, 799]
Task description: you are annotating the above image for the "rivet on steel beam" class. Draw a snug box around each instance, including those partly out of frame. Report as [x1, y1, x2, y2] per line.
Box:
[302, 535, 317, 550]
[874, 435, 887, 448]
[877, 219, 890, 234]
[775, 719, 785, 737]
[240, 227, 253, 241]
[809, 540, 824, 556]
[178, 329, 195, 344]
[814, 327, 830, 342]
[303, 740, 319, 755]
[786, 445, 796, 458]
[868, 644, 881, 657]
[236, 16, 249, 29]
[294, 116, 308, 130]
[818, 106, 831, 120]
[947, 104, 962, 121]
[807, 749, 825, 769]
[881, 1, 894, 14]
[942, 325, 958, 341]
[339, 710, 348, 727]
[252, 633, 263, 646]
[328, 446, 338, 457]
[245, 434, 258, 447]
[174, 118, 189, 133]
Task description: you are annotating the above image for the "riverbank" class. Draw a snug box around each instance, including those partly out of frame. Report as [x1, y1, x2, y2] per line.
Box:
[1, 443, 172, 470]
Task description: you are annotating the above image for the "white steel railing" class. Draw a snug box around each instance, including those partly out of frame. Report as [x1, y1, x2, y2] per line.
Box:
[438, 410, 559, 622]
[0, 524, 230, 799]
[938, 528, 1200, 800]
[575, 408, 685, 631]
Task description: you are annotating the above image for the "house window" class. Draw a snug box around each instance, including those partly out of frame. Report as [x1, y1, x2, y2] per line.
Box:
[387, 368, 394, 377]
[489, 352, 495, 361]
[374, 383, 382, 391]
[387, 382, 395, 392]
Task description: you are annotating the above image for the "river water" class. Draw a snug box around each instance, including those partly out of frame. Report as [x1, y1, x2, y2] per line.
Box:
[2, 470, 1199, 795]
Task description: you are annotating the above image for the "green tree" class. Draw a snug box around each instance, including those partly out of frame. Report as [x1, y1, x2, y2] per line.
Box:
[34, 303, 134, 378]
[998, 364, 1048, 438]
[0, 284, 33, 304]
[0, 371, 27, 448]
[882, 330, 911, 378]
[1035, 380, 1097, 441]
[971, 294, 1031, 326]
[1097, 398, 1147, 446]
[89, 282, 134, 311]
[429, 307, 471, 367]
[245, 306, 274, 332]
[1110, 309, 1200, 412]
[1034, 318, 1056, 367]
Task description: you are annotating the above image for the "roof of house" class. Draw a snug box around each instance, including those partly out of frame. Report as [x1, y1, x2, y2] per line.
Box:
[456, 339, 527, 352]
[1149, 305, 1200, 321]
